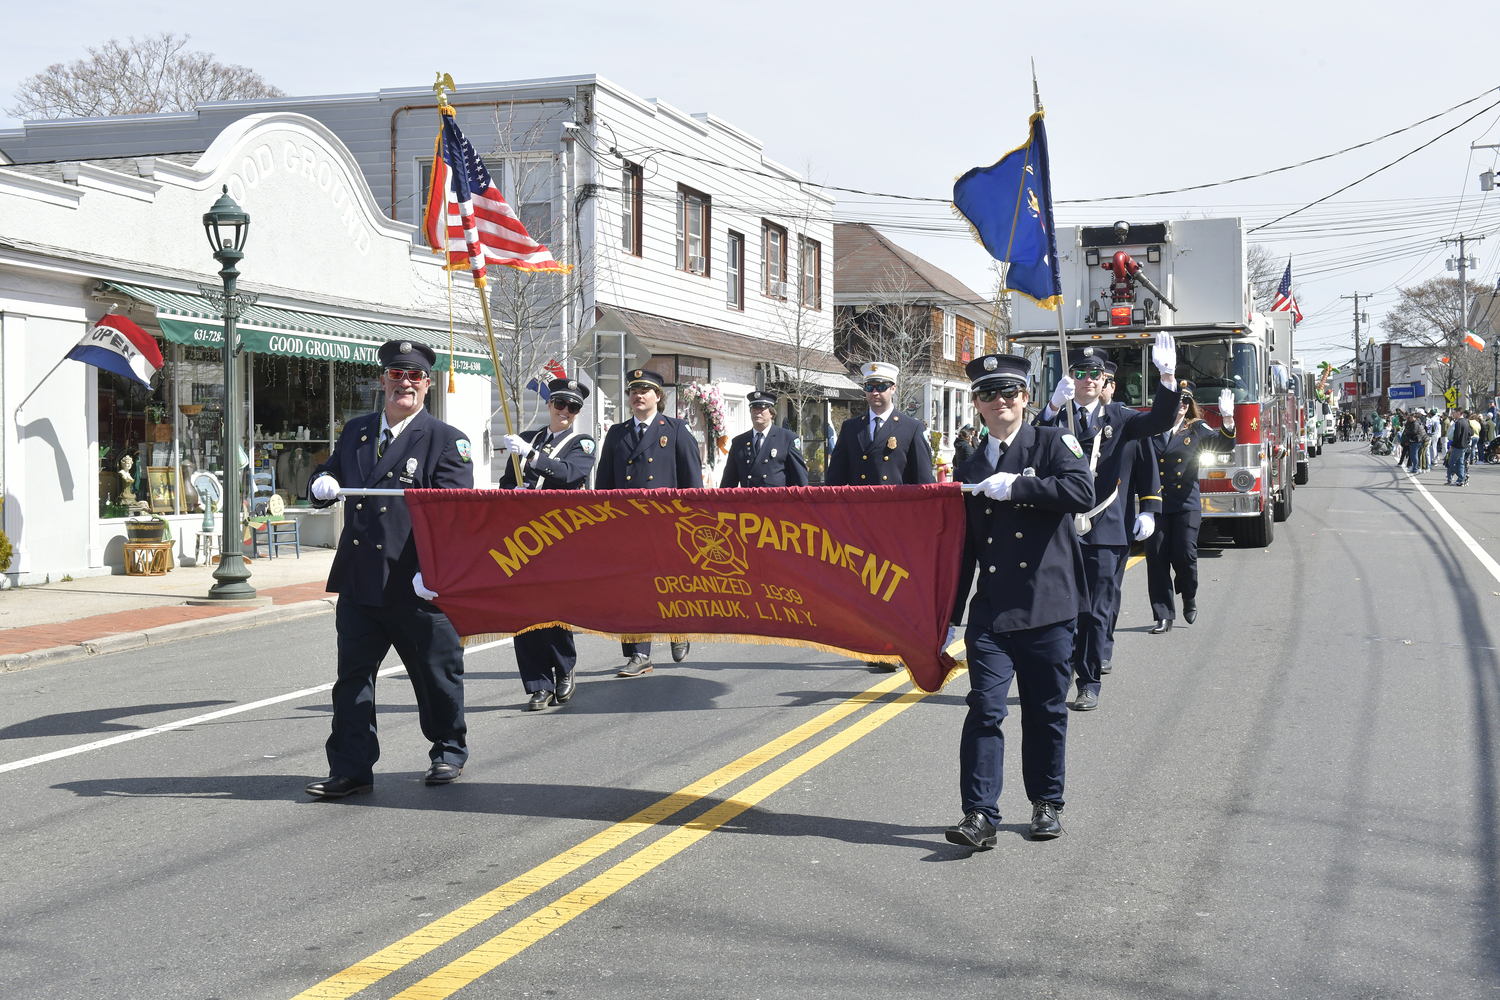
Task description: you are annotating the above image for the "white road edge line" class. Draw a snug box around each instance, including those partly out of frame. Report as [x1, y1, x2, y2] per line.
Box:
[0, 638, 513, 776]
[1405, 471, 1500, 585]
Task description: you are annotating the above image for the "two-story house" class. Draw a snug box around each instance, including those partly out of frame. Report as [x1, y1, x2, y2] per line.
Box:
[832, 223, 993, 463]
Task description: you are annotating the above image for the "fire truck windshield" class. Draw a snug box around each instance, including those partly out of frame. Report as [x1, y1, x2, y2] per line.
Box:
[1146, 340, 1260, 404]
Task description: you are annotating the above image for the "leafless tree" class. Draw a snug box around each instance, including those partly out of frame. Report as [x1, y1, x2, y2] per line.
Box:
[7, 33, 284, 120]
[834, 264, 941, 417]
[1246, 244, 1285, 313]
[1382, 276, 1484, 402]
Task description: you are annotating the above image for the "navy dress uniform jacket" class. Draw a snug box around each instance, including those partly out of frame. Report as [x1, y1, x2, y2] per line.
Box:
[1152, 418, 1234, 513]
[499, 426, 596, 490]
[310, 408, 473, 606]
[950, 423, 1095, 633]
[594, 412, 704, 490]
[1036, 385, 1181, 546]
[719, 424, 808, 488]
[825, 411, 936, 486]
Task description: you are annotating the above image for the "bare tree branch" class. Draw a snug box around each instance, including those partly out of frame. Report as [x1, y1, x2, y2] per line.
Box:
[7, 33, 284, 120]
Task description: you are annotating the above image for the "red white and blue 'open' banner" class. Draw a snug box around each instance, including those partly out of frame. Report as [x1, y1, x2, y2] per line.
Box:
[67, 314, 162, 388]
[423, 109, 569, 280]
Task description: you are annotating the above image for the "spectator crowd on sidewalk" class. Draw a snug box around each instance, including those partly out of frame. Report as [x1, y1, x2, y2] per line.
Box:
[1364, 406, 1498, 486]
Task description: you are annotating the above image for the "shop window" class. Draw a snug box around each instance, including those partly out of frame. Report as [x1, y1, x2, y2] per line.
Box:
[97, 344, 173, 518]
[251, 355, 335, 502]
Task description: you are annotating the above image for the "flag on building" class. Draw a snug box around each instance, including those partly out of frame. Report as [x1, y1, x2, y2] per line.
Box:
[423, 109, 570, 280]
[952, 111, 1062, 309]
[67, 314, 162, 388]
[525, 359, 569, 400]
[1465, 330, 1486, 351]
[1271, 260, 1303, 323]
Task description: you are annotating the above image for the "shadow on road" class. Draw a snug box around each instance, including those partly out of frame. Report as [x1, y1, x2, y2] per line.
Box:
[0, 701, 233, 740]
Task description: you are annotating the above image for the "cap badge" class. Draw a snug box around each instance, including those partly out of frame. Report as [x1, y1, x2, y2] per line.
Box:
[631, 369, 643, 379]
[400, 341, 412, 354]
[568, 380, 577, 391]
[983, 357, 998, 371]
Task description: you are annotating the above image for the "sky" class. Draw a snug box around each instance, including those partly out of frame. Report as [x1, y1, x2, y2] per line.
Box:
[4, 0, 1499, 371]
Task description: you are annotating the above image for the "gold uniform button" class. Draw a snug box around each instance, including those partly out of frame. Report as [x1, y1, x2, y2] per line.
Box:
[386, 472, 393, 477]
[626, 475, 632, 481]
[376, 544, 383, 550]
[988, 565, 996, 573]
[361, 435, 367, 442]
[355, 503, 362, 510]
[648, 457, 653, 462]
[881, 475, 888, 481]
[985, 507, 992, 514]
[986, 536, 993, 543]
[1019, 561, 1027, 569]
[1015, 531, 1023, 538]
[380, 506, 387, 513]
[352, 538, 360, 546]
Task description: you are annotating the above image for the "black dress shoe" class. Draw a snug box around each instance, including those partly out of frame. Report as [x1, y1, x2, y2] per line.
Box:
[1149, 618, 1173, 634]
[944, 810, 998, 849]
[1028, 801, 1063, 840]
[1071, 688, 1099, 712]
[670, 641, 691, 662]
[617, 654, 653, 678]
[1100, 659, 1112, 675]
[305, 775, 373, 799]
[527, 691, 551, 711]
[553, 672, 576, 704]
[1183, 599, 1197, 625]
[424, 762, 462, 785]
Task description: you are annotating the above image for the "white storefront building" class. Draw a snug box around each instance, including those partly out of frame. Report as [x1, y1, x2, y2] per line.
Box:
[0, 113, 497, 585]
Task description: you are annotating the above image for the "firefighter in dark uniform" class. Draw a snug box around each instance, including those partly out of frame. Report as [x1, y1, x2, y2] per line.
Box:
[1144, 384, 1237, 630]
[498, 376, 597, 709]
[719, 390, 808, 488]
[303, 340, 473, 799]
[595, 368, 704, 677]
[1099, 370, 1162, 676]
[825, 361, 936, 486]
[945, 352, 1094, 849]
[1036, 336, 1181, 712]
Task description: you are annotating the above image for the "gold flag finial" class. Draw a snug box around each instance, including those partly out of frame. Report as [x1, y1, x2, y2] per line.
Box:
[433, 72, 457, 108]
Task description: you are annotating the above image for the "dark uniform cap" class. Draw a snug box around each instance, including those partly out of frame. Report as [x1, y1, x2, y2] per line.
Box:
[626, 368, 666, 391]
[966, 353, 1031, 391]
[547, 376, 590, 404]
[747, 390, 778, 407]
[379, 339, 437, 371]
[1067, 346, 1116, 373]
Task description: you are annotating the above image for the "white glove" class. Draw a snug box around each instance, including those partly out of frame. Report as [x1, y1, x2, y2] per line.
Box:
[978, 470, 1017, 501]
[310, 474, 340, 501]
[1152, 332, 1177, 388]
[1133, 512, 1155, 541]
[1218, 389, 1236, 427]
[502, 433, 533, 458]
[1049, 375, 1075, 412]
[945, 625, 960, 650]
[413, 571, 439, 601]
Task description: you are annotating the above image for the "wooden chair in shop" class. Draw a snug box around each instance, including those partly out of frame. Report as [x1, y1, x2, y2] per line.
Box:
[249, 491, 301, 559]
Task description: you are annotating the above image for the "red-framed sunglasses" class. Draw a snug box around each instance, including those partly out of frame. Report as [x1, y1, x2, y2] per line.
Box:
[384, 367, 429, 383]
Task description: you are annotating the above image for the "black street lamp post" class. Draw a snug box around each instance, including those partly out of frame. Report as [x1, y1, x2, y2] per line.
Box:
[200, 185, 258, 601]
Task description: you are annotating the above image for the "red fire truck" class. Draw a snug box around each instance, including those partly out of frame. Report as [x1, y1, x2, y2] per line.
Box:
[1010, 218, 1298, 547]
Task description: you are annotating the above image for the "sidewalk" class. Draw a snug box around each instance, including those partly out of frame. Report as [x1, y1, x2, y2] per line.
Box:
[0, 548, 338, 672]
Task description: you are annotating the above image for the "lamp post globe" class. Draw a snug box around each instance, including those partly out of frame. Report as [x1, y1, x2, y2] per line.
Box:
[202, 185, 257, 601]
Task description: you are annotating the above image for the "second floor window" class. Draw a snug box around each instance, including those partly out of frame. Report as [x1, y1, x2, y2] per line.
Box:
[726, 232, 744, 309]
[798, 236, 821, 309]
[942, 310, 957, 360]
[763, 221, 787, 297]
[621, 163, 642, 256]
[676, 187, 710, 275]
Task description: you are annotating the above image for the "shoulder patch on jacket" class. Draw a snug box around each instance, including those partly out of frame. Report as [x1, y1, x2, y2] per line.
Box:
[1062, 433, 1084, 459]
[581, 438, 595, 455]
[455, 438, 471, 462]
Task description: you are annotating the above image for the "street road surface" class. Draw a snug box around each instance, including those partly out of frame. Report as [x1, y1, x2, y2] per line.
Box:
[2, 442, 1496, 999]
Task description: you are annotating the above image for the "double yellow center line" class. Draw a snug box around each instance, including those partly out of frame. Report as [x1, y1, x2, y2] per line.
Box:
[295, 666, 951, 1000]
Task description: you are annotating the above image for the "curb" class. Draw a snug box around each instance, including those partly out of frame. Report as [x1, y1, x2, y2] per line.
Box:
[0, 597, 337, 674]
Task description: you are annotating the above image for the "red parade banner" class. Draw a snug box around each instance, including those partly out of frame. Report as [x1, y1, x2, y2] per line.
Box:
[407, 484, 967, 692]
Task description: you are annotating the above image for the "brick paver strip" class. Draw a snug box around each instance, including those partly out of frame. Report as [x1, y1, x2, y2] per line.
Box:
[0, 579, 334, 656]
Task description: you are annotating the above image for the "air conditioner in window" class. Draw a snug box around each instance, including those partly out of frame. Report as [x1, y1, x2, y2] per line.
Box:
[688, 255, 705, 274]
[768, 280, 785, 298]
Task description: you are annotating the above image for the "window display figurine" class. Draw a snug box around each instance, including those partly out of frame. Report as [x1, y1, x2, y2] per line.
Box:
[118, 455, 137, 504]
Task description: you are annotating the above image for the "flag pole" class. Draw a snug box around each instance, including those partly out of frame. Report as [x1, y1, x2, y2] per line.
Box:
[1033, 61, 1076, 437]
[473, 276, 525, 486]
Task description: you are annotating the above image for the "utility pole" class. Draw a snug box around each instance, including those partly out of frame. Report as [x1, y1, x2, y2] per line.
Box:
[1341, 292, 1370, 424]
[1442, 233, 1482, 408]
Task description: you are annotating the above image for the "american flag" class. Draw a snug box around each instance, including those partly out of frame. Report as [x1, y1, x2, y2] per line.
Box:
[1270, 259, 1303, 323]
[423, 110, 569, 279]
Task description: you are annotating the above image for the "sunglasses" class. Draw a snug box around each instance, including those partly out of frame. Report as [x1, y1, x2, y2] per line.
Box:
[384, 367, 428, 383]
[863, 381, 895, 393]
[551, 398, 582, 413]
[974, 385, 1025, 402]
[1072, 368, 1106, 380]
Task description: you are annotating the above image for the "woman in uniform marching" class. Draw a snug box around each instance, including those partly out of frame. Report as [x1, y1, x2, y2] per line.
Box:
[1145, 383, 1235, 633]
[498, 376, 597, 709]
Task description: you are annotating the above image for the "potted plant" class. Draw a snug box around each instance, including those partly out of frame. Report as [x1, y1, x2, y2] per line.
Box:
[125, 507, 173, 543]
[145, 404, 172, 441]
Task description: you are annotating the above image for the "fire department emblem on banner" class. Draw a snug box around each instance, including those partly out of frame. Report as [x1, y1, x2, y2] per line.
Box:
[675, 512, 750, 577]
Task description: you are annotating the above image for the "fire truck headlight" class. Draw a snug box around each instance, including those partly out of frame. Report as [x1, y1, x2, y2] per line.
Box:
[1231, 469, 1257, 492]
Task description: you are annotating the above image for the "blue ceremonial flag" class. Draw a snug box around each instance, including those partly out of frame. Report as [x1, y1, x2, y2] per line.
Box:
[952, 112, 1062, 310]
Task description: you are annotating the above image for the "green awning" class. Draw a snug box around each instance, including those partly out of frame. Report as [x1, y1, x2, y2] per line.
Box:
[105, 282, 496, 376]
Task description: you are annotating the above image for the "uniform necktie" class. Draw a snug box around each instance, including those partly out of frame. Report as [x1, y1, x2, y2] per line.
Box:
[870, 416, 882, 440]
[754, 431, 764, 454]
[378, 428, 392, 458]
